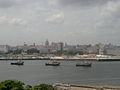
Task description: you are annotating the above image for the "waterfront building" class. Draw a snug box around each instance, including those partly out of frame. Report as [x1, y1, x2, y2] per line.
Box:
[17, 45, 30, 52]
[0, 45, 10, 53]
[57, 42, 64, 51]
[76, 44, 91, 54]
[51, 42, 58, 51]
[36, 45, 51, 54]
[51, 42, 64, 52]
[87, 43, 105, 55]
[64, 45, 76, 51]
[2, 42, 120, 56]
[105, 47, 120, 56]
[45, 39, 49, 46]
[104, 44, 120, 55]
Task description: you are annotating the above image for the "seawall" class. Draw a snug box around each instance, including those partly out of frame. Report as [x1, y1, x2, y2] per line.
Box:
[54, 83, 120, 90]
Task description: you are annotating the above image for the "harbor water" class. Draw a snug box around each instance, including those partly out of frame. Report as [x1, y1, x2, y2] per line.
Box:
[0, 60, 120, 86]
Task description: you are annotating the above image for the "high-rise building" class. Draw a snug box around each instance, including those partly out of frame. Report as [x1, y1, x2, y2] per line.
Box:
[57, 42, 64, 51]
[45, 39, 49, 46]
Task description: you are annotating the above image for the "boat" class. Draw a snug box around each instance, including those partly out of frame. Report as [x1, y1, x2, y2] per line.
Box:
[11, 60, 24, 65]
[45, 62, 60, 66]
[76, 62, 92, 67]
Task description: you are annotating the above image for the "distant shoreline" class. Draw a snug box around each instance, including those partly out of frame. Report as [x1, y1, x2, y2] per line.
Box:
[0, 58, 120, 61]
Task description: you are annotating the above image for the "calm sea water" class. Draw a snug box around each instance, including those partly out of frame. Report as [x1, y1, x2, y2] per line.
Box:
[0, 60, 120, 86]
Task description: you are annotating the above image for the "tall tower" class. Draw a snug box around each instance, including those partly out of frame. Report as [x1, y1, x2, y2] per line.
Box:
[45, 39, 49, 46]
[24, 42, 27, 46]
[33, 43, 36, 46]
[57, 42, 64, 51]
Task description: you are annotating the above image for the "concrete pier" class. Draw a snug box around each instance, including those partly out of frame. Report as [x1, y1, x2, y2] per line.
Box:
[54, 83, 120, 90]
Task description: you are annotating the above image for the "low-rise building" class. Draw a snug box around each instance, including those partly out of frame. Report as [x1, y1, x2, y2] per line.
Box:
[0, 45, 10, 53]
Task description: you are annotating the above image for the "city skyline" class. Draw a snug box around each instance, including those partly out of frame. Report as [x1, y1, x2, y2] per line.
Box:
[0, 39, 119, 46]
[0, 0, 120, 45]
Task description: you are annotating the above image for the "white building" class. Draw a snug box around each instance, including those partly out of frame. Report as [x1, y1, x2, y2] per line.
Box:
[0, 45, 10, 53]
[105, 47, 120, 56]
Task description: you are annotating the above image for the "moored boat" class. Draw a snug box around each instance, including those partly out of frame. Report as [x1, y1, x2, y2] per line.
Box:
[45, 62, 60, 66]
[11, 61, 24, 65]
[76, 62, 92, 67]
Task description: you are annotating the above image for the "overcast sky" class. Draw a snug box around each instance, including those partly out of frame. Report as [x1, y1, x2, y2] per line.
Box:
[0, 0, 120, 45]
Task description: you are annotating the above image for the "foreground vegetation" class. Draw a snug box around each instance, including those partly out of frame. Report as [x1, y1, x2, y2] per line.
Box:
[0, 80, 57, 90]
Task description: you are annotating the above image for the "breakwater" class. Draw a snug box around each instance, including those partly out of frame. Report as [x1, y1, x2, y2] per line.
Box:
[54, 83, 120, 90]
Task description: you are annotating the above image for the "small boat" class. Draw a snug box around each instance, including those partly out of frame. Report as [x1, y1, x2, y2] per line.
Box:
[45, 62, 60, 66]
[11, 60, 24, 65]
[76, 62, 92, 67]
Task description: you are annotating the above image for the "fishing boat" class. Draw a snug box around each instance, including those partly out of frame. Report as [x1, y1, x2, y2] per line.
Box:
[76, 62, 92, 67]
[11, 60, 24, 65]
[45, 62, 60, 66]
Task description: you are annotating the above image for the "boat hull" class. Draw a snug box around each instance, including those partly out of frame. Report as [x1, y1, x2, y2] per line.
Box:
[11, 62, 24, 65]
[76, 63, 92, 67]
[45, 63, 60, 66]
[45, 62, 60, 66]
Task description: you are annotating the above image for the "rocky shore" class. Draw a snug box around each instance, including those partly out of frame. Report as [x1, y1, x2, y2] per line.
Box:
[54, 83, 120, 90]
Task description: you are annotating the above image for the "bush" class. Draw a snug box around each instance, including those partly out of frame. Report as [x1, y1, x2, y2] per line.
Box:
[0, 80, 57, 90]
[0, 80, 24, 90]
[34, 84, 57, 90]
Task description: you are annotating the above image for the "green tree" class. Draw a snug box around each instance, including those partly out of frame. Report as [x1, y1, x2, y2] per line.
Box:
[0, 80, 57, 90]
[25, 85, 32, 90]
[13, 49, 23, 54]
[34, 84, 57, 90]
[0, 80, 24, 90]
[0, 84, 7, 90]
[7, 50, 14, 54]
[7, 49, 23, 54]
[27, 48, 39, 54]
[54, 50, 84, 56]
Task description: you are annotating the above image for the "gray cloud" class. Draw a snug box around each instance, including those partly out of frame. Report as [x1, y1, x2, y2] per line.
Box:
[46, 12, 64, 24]
[0, 0, 119, 45]
[0, 0, 14, 8]
[94, 1, 120, 43]
[58, 0, 116, 8]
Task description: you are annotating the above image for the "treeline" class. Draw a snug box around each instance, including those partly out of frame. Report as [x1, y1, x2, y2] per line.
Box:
[54, 50, 84, 56]
[0, 80, 57, 90]
[7, 49, 39, 54]
[7, 49, 84, 56]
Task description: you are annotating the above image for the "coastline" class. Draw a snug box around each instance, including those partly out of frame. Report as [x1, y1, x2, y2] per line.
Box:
[0, 58, 120, 61]
[54, 83, 120, 90]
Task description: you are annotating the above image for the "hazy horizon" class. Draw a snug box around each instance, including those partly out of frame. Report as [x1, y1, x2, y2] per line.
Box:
[0, 0, 120, 45]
